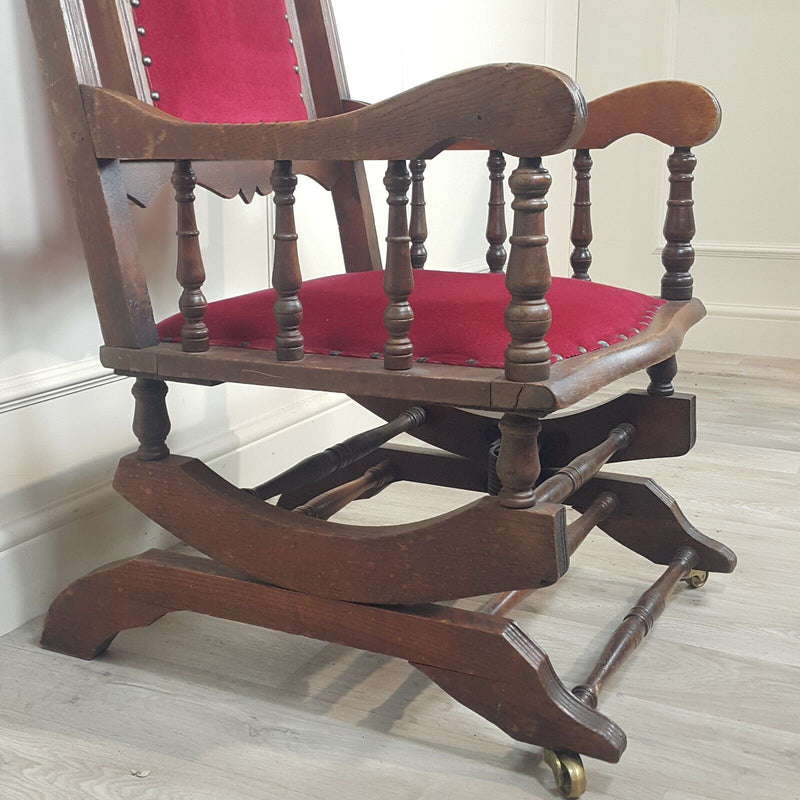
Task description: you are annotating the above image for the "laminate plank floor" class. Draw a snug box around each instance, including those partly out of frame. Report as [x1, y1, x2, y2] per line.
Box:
[1, 351, 798, 799]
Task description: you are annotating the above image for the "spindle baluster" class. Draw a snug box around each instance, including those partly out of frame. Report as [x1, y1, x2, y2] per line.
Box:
[661, 147, 696, 300]
[172, 160, 208, 352]
[504, 157, 552, 382]
[271, 160, 304, 361]
[570, 148, 593, 280]
[409, 158, 428, 269]
[485, 150, 507, 272]
[383, 160, 414, 370]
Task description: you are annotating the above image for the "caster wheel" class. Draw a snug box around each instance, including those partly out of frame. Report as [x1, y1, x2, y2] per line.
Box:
[544, 748, 586, 798]
[682, 568, 708, 589]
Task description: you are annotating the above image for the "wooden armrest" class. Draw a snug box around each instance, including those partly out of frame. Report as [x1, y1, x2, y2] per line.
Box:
[576, 81, 721, 149]
[82, 63, 586, 161]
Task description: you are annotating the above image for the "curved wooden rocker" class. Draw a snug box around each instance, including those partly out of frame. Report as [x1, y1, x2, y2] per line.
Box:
[40, 548, 626, 764]
[112, 452, 568, 604]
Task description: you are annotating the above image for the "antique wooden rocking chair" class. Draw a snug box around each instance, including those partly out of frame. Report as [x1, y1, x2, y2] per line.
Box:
[28, 0, 736, 796]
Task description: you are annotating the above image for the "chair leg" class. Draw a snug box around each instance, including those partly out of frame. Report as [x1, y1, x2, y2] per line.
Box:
[40, 549, 626, 763]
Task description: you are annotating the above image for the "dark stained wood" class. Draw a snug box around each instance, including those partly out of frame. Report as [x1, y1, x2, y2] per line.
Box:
[171, 160, 209, 352]
[485, 150, 508, 272]
[409, 159, 428, 269]
[534, 424, 635, 505]
[270, 160, 304, 361]
[31, 1, 736, 789]
[577, 81, 721, 150]
[646, 355, 678, 396]
[26, 0, 158, 349]
[661, 148, 696, 300]
[40, 548, 625, 762]
[572, 547, 698, 709]
[290, 0, 382, 272]
[100, 298, 706, 415]
[276, 443, 489, 510]
[570, 472, 737, 572]
[504, 158, 552, 381]
[350, 397, 500, 461]
[481, 491, 618, 617]
[491, 298, 707, 413]
[81, 64, 587, 161]
[113, 454, 568, 603]
[131, 377, 170, 461]
[570, 149, 593, 280]
[538, 390, 696, 467]
[383, 160, 415, 370]
[251, 406, 425, 500]
[293, 460, 396, 519]
[496, 413, 542, 509]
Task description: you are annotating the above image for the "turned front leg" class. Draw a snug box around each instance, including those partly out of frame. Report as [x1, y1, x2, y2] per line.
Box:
[496, 413, 542, 509]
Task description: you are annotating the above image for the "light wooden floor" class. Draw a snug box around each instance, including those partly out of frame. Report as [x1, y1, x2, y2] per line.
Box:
[1, 351, 798, 799]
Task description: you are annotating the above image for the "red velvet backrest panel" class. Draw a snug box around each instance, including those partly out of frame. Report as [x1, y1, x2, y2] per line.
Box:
[131, 0, 308, 123]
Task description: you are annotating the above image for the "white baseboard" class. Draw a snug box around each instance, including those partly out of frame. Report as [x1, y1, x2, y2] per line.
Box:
[685, 303, 800, 358]
[0, 393, 371, 637]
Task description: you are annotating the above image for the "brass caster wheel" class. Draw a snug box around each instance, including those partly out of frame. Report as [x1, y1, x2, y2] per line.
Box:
[682, 568, 708, 589]
[544, 748, 586, 798]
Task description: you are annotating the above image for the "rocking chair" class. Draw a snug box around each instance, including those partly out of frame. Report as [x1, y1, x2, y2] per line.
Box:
[27, 0, 736, 796]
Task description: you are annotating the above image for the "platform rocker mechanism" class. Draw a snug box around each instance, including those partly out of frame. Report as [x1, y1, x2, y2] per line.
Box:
[40, 381, 737, 798]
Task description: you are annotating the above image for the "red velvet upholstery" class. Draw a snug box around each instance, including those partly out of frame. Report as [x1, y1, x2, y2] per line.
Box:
[131, 1, 308, 123]
[158, 271, 666, 367]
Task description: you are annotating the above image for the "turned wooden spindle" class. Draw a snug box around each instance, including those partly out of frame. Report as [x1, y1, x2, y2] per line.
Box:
[504, 158, 552, 382]
[534, 423, 635, 505]
[250, 406, 425, 500]
[496, 413, 542, 509]
[481, 491, 618, 617]
[485, 150, 508, 272]
[294, 460, 397, 520]
[131, 377, 170, 461]
[647, 355, 678, 396]
[661, 147, 696, 300]
[383, 160, 414, 369]
[570, 149, 593, 280]
[409, 159, 428, 269]
[271, 160, 304, 361]
[172, 160, 208, 352]
[571, 547, 699, 708]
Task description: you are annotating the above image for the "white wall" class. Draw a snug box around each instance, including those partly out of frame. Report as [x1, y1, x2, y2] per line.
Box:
[575, 0, 800, 355]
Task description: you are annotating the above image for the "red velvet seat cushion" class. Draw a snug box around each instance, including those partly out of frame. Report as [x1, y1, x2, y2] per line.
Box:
[131, 0, 308, 124]
[157, 271, 666, 367]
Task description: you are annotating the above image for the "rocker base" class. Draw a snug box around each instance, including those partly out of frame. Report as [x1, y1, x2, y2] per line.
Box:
[40, 548, 626, 764]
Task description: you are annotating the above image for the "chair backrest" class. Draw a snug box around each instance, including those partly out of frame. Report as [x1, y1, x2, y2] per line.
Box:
[125, 1, 310, 124]
[26, 0, 381, 350]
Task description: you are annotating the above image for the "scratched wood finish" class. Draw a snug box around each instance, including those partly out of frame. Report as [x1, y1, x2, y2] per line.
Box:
[171, 160, 209, 352]
[569, 149, 593, 280]
[113, 454, 568, 603]
[270, 160, 305, 361]
[81, 64, 587, 161]
[485, 150, 508, 272]
[38, 548, 624, 762]
[577, 80, 721, 150]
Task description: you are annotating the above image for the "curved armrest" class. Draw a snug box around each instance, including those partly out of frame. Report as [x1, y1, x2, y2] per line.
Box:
[576, 81, 721, 149]
[82, 63, 586, 161]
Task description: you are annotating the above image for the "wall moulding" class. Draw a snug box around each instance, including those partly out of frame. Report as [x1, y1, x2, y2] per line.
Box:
[650, 242, 800, 261]
[0, 357, 123, 415]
